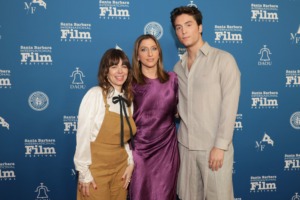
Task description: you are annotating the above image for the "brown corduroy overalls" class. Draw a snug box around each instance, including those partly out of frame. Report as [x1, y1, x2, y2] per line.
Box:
[77, 94, 136, 200]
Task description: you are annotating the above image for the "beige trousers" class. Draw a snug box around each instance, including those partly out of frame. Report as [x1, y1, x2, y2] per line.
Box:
[177, 143, 234, 200]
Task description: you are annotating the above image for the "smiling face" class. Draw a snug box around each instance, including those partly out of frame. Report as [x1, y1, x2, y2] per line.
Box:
[174, 13, 203, 49]
[107, 59, 128, 92]
[138, 38, 160, 70]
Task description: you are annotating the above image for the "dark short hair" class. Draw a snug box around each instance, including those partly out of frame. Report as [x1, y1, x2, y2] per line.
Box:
[170, 6, 203, 29]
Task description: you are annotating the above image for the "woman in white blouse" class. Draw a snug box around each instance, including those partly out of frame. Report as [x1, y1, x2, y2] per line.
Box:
[74, 48, 136, 200]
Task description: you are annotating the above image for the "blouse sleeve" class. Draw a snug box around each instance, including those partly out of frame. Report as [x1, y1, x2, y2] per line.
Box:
[125, 143, 134, 165]
[73, 87, 104, 183]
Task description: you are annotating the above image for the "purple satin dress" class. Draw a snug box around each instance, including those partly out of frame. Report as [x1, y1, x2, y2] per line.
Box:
[130, 72, 180, 200]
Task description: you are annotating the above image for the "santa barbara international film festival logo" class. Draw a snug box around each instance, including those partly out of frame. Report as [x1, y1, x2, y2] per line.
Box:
[28, 91, 49, 111]
[290, 111, 300, 130]
[64, 115, 78, 134]
[258, 45, 272, 66]
[286, 69, 300, 87]
[214, 25, 243, 44]
[284, 154, 300, 171]
[60, 22, 92, 42]
[20, 46, 53, 65]
[251, 91, 279, 109]
[24, 138, 56, 157]
[24, 0, 47, 14]
[144, 22, 163, 40]
[99, 0, 130, 19]
[0, 116, 9, 130]
[290, 25, 300, 44]
[0, 69, 12, 89]
[251, 4, 279, 22]
[70, 67, 86, 89]
[250, 175, 277, 192]
[177, 47, 186, 60]
[255, 132, 274, 152]
[35, 182, 50, 200]
[234, 114, 243, 131]
[0, 162, 16, 181]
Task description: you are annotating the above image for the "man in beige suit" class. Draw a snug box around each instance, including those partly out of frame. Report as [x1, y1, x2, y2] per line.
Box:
[170, 6, 241, 200]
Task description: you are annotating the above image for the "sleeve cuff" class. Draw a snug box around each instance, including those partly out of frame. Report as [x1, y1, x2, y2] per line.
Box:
[125, 143, 134, 165]
[78, 169, 93, 183]
[214, 138, 231, 151]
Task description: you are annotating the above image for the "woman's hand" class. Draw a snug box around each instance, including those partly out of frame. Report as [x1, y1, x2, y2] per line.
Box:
[78, 180, 97, 197]
[122, 164, 134, 189]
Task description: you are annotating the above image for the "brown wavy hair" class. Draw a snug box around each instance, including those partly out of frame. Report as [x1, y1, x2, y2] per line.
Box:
[132, 34, 169, 85]
[97, 48, 133, 105]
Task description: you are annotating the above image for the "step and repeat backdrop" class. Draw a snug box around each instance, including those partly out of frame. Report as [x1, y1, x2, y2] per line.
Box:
[0, 0, 300, 199]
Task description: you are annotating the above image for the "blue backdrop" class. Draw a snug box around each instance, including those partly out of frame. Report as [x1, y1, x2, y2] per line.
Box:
[0, 0, 300, 200]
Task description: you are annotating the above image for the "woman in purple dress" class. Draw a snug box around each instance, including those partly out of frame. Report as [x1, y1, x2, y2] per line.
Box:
[129, 34, 180, 200]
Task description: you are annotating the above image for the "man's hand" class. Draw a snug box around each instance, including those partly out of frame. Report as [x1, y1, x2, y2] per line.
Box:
[209, 147, 224, 171]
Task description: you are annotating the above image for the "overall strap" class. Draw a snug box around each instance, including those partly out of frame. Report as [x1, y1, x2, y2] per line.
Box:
[101, 90, 110, 114]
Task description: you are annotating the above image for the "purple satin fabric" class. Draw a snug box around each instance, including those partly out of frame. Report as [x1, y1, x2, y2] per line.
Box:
[130, 72, 180, 200]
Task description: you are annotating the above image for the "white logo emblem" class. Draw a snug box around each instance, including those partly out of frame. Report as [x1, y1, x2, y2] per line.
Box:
[258, 45, 272, 66]
[286, 69, 300, 87]
[0, 162, 16, 181]
[64, 116, 78, 134]
[0, 116, 9, 130]
[24, 0, 47, 14]
[0, 78, 11, 88]
[71, 67, 85, 84]
[255, 133, 274, 151]
[290, 112, 300, 129]
[290, 25, 300, 44]
[99, 0, 130, 19]
[214, 25, 243, 44]
[284, 154, 300, 171]
[28, 91, 49, 111]
[250, 175, 277, 192]
[60, 22, 92, 42]
[35, 183, 50, 199]
[187, 0, 197, 8]
[292, 192, 300, 200]
[20, 46, 53, 65]
[0, 69, 12, 89]
[144, 22, 163, 40]
[251, 91, 279, 109]
[234, 114, 243, 131]
[251, 4, 279, 22]
[177, 47, 186, 60]
[25, 139, 56, 157]
[70, 67, 86, 89]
